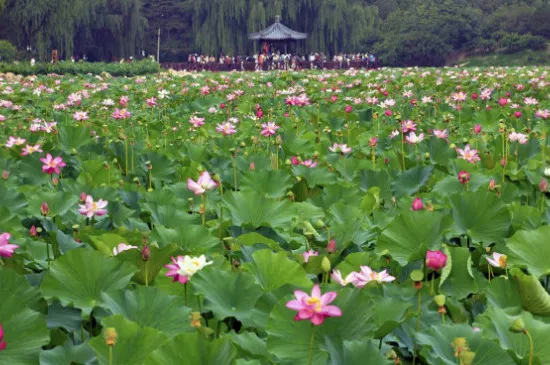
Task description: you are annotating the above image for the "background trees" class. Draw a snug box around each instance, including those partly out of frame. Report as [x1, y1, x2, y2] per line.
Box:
[0, 0, 548, 65]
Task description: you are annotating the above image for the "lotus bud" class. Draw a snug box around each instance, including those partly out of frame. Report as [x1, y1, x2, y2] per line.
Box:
[458, 171, 470, 184]
[326, 239, 336, 253]
[29, 225, 38, 237]
[141, 245, 150, 261]
[1, 170, 8, 180]
[71, 148, 77, 155]
[424, 152, 430, 159]
[40, 202, 50, 216]
[104, 327, 118, 346]
[434, 294, 446, 307]
[80, 192, 87, 202]
[539, 178, 548, 193]
[321, 257, 331, 273]
[500, 158, 507, 167]
[473, 124, 481, 134]
[459, 351, 476, 365]
[488, 179, 496, 191]
[509, 318, 525, 333]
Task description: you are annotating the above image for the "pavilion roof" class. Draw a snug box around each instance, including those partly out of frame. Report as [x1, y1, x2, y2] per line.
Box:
[248, 16, 307, 41]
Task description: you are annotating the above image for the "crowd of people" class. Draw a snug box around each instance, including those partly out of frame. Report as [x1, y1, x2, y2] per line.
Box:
[182, 52, 378, 71]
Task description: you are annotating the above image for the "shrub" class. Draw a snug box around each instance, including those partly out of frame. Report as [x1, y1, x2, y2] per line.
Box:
[0, 60, 161, 76]
[0, 40, 17, 62]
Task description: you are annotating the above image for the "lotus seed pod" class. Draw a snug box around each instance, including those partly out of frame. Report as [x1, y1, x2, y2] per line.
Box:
[509, 318, 525, 333]
[321, 257, 331, 273]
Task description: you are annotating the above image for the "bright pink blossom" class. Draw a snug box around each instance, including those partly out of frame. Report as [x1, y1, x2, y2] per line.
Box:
[411, 197, 424, 211]
[187, 171, 218, 195]
[0, 323, 6, 351]
[216, 122, 237, 136]
[426, 250, 448, 270]
[0, 233, 18, 258]
[456, 145, 481, 164]
[285, 284, 342, 325]
[458, 170, 470, 184]
[21, 144, 43, 156]
[303, 249, 319, 263]
[78, 195, 108, 218]
[260, 122, 280, 137]
[40, 154, 66, 175]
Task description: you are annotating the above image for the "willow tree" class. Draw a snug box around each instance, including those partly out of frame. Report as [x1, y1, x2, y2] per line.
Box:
[192, 0, 378, 56]
[1, 0, 145, 60]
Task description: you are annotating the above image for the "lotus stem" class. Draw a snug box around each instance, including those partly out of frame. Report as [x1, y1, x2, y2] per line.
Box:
[124, 138, 128, 176]
[108, 346, 113, 365]
[144, 261, 149, 287]
[401, 131, 406, 170]
[308, 325, 316, 365]
[523, 329, 534, 365]
[184, 282, 188, 307]
[201, 194, 206, 227]
[416, 289, 422, 332]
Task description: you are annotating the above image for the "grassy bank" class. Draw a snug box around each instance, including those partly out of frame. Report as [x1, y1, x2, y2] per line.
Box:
[450, 49, 550, 67]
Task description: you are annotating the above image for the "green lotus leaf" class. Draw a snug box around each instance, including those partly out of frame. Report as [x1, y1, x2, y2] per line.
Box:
[243, 249, 312, 291]
[417, 324, 516, 365]
[151, 225, 220, 253]
[474, 306, 550, 364]
[376, 211, 448, 266]
[90, 315, 168, 365]
[507, 226, 550, 279]
[326, 338, 392, 365]
[191, 268, 263, 322]
[40, 343, 95, 365]
[240, 170, 293, 198]
[144, 332, 236, 365]
[223, 191, 295, 228]
[484, 277, 522, 312]
[449, 190, 511, 244]
[41, 248, 137, 317]
[391, 165, 434, 197]
[0, 292, 50, 365]
[228, 331, 268, 359]
[510, 268, 550, 316]
[100, 286, 193, 337]
[439, 246, 479, 300]
[114, 243, 178, 285]
[0, 267, 43, 311]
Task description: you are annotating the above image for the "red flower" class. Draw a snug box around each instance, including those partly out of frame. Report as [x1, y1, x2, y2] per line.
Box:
[458, 171, 470, 184]
[426, 250, 448, 270]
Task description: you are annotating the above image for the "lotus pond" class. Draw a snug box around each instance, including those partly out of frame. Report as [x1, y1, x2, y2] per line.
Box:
[0, 67, 549, 365]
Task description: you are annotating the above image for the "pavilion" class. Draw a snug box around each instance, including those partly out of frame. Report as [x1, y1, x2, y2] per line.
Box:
[248, 16, 307, 54]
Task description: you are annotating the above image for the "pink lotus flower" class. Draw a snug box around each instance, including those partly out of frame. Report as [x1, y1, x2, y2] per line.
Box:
[535, 109, 549, 119]
[405, 132, 424, 144]
[119, 96, 129, 107]
[187, 171, 218, 195]
[146, 97, 157, 107]
[40, 154, 66, 175]
[73, 111, 89, 121]
[369, 137, 377, 147]
[78, 195, 108, 218]
[433, 129, 448, 140]
[111, 108, 131, 119]
[426, 250, 448, 270]
[291, 156, 301, 165]
[0, 233, 18, 258]
[498, 98, 508, 106]
[303, 249, 319, 263]
[474, 124, 482, 134]
[411, 197, 424, 211]
[164, 255, 212, 284]
[216, 122, 237, 136]
[331, 270, 357, 286]
[514, 111, 522, 118]
[488, 179, 497, 191]
[5, 136, 26, 148]
[189, 116, 205, 128]
[508, 132, 528, 145]
[353, 266, 396, 287]
[345, 105, 353, 113]
[329, 143, 352, 154]
[0, 323, 6, 351]
[286, 284, 342, 325]
[302, 160, 317, 168]
[113, 243, 138, 256]
[260, 122, 280, 137]
[540, 178, 548, 193]
[21, 144, 43, 156]
[456, 145, 480, 164]
[458, 171, 470, 184]
[402, 120, 417, 133]
[486, 252, 507, 268]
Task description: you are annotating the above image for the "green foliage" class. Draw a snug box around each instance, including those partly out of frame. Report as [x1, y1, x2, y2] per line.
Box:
[0, 40, 16, 62]
[0, 60, 160, 76]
